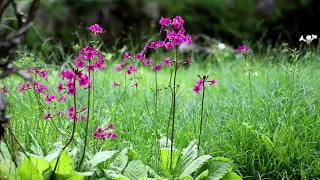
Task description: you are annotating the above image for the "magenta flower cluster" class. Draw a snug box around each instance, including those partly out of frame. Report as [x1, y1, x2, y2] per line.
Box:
[93, 123, 117, 140]
[89, 24, 103, 34]
[193, 77, 218, 93]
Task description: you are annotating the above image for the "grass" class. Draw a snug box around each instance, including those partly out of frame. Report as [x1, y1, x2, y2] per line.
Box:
[3, 50, 320, 179]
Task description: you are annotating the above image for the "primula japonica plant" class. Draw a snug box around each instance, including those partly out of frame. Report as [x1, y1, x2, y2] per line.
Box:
[237, 45, 253, 102]
[193, 75, 218, 150]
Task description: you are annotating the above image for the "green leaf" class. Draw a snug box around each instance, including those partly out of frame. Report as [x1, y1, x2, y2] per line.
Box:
[220, 172, 242, 180]
[110, 148, 129, 172]
[49, 150, 73, 174]
[261, 135, 275, 153]
[88, 150, 116, 170]
[175, 140, 198, 176]
[179, 155, 211, 178]
[17, 156, 42, 180]
[104, 169, 130, 180]
[195, 169, 209, 180]
[207, 161, 230, 180]
[146, 165, 161, 178]
[160, 148, 179, 175]
[29, 133, 44, 156]
[30, 157, 50, 175]
[54, 170, 85, 180]
[179, 176, 193, 180]
[123, 160, 148, 180]
[45, 148, 62, 162]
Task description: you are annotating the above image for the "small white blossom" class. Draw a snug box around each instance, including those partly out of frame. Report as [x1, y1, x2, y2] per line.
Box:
[218, 43, 225, 50]
[300, 34, 317, 44]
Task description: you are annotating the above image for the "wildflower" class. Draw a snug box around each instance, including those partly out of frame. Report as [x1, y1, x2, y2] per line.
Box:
[159, 17, 172, 26]
[78, 74, 90, 87]
[165, 42, 174, 50]
[197, 79, 204, 86]
[80, 116, 86, 121]
[35, 82, 47, 94]
[81, 106, 87, 112]
[2, 86, 9, 94]
[208, 79, 218, 85]
[218, 43, 225, 50]
[67, 87, 76, 95]
[163, 58, 171, 66]
[86, 64, 95, 72]
[154, 64, 162, 71]
[238, 45, 248, 53]
[66, 80, 75, 89]
[108, 123, 114, 130]
[57, 83, 64, 92]
[123, 52, 130, 60]
[59, 96, 67, 102]
[111, 133, 117, 140]
[76, 56, 85, 68]
[95, 58, 105, 70]
[135, 53, 145, 61]
[89, 24, 103, 34]
[144, 59, 152, 66]
[299, 35, 317, 44]
[149, 41, 158, 49]
[40, 70, 48, 79]
[45, 94, 56, 103]
[133, 82, 139, 87]
[68, 106, 75, 113]
[113, 81, 120, 88]
[58, 111, 64, 116]
[184, 34, 192, 44]
[127, 64, 137, 74]
[193, 85, 201, 93]
[19, 84, 27, 93]
[186, 57, 192, 64]
[44, 113, 52, 120]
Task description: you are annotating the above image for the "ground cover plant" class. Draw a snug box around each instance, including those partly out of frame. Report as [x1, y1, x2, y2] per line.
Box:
[1, 16, 320, 180]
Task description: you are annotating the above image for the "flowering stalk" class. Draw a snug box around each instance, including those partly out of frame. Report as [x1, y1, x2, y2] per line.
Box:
[198, 77, 206, 151]
[51, 78, 77, 179]
[238, 45, 253, 102]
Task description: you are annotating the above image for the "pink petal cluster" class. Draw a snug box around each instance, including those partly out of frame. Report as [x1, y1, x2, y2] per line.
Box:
[113, 81, 120, 88]
[238, 45, 248, 52]
[1, 86, 9, 94]
[25, 68, 48, 79]
[78, 46, 106, 71]
[123, 52, 130, 60]
[154, 64, 162, 71]
[89, 24, 103, 34]
[93, 125, 117, 140]
[45, 94, 56, 103]
[44, 113, 52, 120]
[114, 62, 126, 72]
[127, 64, 138, 74]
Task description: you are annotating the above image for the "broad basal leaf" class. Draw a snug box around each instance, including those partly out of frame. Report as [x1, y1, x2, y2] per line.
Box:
[54, 170, 85, 180]
[123, 160, 148, 180]
[160, 148, 179, 175]
[110, 148, 129, 172]
[88, 150, 116, 170]
[30, 157, 50, 175]
[179, 155, 211, 178]
[175, 140, 198, 176]
[49, 150, 73, 174]
[195, 169, 209, 180]
[104, 169, 130, 180]
[220, 172, 242, 180]
[17, 156, 41, 180]
[207, 161, 230, 180]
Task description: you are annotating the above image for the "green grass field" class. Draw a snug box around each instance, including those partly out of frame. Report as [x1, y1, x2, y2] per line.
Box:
[3, 50, 320, 179]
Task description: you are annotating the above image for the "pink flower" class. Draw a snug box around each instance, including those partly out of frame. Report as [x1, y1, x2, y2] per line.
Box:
[197, 79, 204, 86]
[209, 79, 218, 85]
[81, 106, 87, 112]
[57, 83, 64, 92]
[45, 94, 56, 103]
[144, 59, 152, 66]
[186, 57, 192, 64]
[89, 24, 103, 34]
[19, 84, 27, 93]
[108, 123, 114, 130]
[135, 53, 145, 61]
[184, 34, 192, 44]
[111, 133, 117, 140]
[123, 52, 130, 60]
[154, 64, 162, 71]
[44, 113, 52, 120]
[35, 82, 47, 94]
[159, 17, 172, 26]
[173, 36, 183, 45]
[67, 87, 76, 95]
[113, 81, 120, 88]
[78, 74, 90, 87]
[165, 42, 174, 50]
[193, 85, 201, 93]
[163, 58, 170, 66]
[63, 70, 76, 80]
[59, 96, 67, 102]
[66, 80, 75, 89]
[58, 111, 64, 116]
[238, 45, 248, 52]
[80, 116, 86, 121]
[86, 64, 95, 72]
[76, 56, 85, 68]
[127, 64, 137, 74]
[2, 86, 9, 94]
[133, 82, 139, 87]
[68, 106, 75, 113]
[149, 41, 158, 49]
[84, 49, 96, 61]
[40, 70, 48, 79]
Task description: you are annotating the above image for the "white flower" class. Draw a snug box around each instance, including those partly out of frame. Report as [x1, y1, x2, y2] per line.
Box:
[252, 71, 259, 76]
[300, 35, 317, 44]
[218, 43, 225, 50]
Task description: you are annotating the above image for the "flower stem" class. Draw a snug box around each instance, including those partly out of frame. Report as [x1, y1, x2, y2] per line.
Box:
[170, 46, 179, 171]
[197, 85, 205, 151]
[51, 79, 77, 179]
[78, 69, 91, 170]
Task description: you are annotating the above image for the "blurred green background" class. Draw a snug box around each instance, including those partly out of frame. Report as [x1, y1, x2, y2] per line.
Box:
[2, 0, 320, 53]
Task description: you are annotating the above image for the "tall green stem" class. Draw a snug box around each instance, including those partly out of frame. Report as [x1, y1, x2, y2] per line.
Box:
[244, 56, 253, 102]
[170, 47, 178, 171]
[197, 85, 205, 151]
[51, 79, 77, 179]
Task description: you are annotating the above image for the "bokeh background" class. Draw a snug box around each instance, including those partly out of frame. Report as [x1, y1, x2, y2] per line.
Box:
[3, 0, 320, 52]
